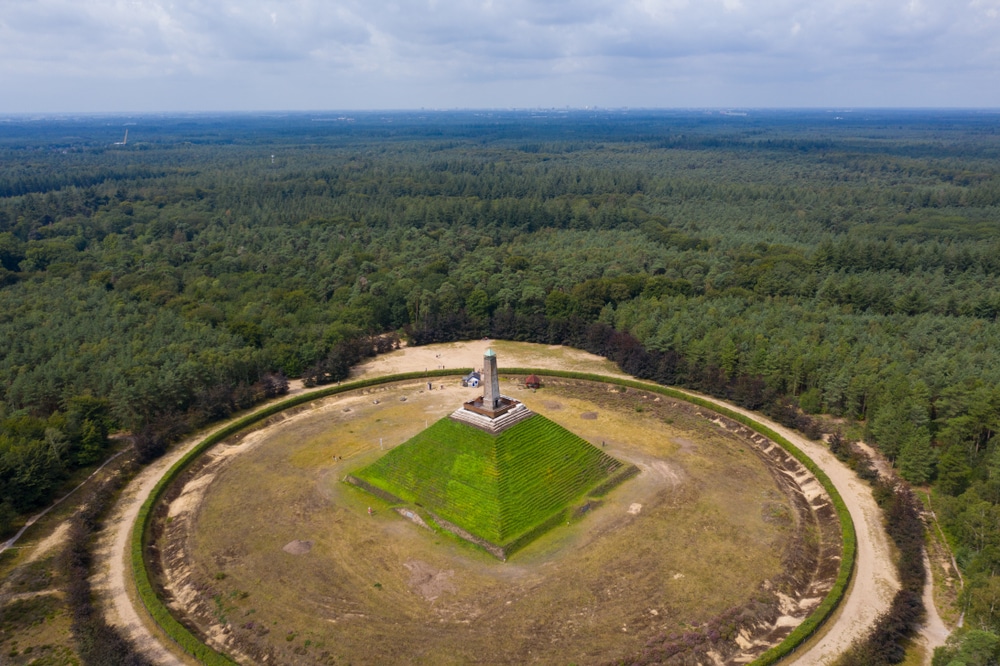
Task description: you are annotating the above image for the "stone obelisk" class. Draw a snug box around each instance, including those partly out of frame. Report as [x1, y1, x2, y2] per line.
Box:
[482, 349, 500, 410]
[454, 349, 529, 432]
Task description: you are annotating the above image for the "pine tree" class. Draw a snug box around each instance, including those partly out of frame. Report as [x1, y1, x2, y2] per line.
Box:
[936, 445, 972, 496]
[898, 428, 935, 485]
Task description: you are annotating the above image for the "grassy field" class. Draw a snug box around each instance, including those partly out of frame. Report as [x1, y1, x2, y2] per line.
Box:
[161, 376, 805, 665]
[355, 414, 625, 546]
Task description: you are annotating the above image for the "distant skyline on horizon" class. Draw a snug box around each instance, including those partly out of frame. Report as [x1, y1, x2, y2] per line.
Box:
[5, 106, 1000, 117]
[2, 0, 999, 113]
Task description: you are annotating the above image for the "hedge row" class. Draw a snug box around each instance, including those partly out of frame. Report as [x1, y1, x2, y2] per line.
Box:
[133, 367, 853, 666]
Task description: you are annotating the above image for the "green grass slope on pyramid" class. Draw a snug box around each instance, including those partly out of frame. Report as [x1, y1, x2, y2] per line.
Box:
[353, 414, 626, 545]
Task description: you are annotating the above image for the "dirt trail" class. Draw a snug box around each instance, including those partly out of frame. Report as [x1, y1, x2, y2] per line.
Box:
[918, 551, 951, 663]
[95, 341, 921, 664]
[92, 442, 209, 665]
[853, 444, 951, 663]
[22, 522, 70, 565]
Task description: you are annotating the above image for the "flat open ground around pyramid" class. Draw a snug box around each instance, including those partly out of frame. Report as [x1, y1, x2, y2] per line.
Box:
[150, 372, 838, 665]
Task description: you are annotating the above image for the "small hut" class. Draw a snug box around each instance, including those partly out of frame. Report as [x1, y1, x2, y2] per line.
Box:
[525, 374, 541, 389]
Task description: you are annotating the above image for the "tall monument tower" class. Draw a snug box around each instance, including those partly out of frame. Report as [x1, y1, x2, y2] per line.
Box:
[482, 349, 501, 410]
[456, 349, 526, 430]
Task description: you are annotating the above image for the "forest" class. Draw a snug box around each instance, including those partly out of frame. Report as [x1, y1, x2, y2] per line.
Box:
[2, 109, 1000, 663]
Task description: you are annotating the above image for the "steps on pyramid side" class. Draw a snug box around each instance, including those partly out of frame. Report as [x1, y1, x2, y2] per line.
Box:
[490, 415, 623, 538]
[351, 411, 636, 554]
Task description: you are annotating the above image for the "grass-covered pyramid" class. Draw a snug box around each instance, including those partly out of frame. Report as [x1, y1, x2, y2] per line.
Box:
[348, 413, 635, 559]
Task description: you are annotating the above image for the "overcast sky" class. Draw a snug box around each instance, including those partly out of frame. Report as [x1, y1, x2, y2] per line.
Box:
[1, 0, 999, 112]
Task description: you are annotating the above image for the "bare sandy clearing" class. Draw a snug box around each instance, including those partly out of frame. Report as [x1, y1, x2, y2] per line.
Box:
[282, 540, 313, 555]
[404, 560, 457, 601]
[352, 339, 625, 380]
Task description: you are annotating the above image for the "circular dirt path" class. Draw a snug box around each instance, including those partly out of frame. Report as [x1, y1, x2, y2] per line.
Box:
[94, 340, 905, 665]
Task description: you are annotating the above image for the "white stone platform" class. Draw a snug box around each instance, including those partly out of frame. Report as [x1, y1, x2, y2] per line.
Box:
[449, 400, 534, 434]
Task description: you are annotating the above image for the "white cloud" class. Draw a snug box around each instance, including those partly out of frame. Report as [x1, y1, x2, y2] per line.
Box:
[0, 0, 998, 110]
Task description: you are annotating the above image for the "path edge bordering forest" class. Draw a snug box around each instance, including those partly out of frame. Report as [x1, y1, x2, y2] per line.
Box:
[96, 342, 895, 665]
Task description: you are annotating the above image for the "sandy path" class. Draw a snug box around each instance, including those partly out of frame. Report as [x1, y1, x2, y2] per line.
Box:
[854, 445, 951, 663]
[93, 440, 221, 665]
[918, 551, 951, 663]
[96, 340, 909, 665]
[22, 522, 70, 565]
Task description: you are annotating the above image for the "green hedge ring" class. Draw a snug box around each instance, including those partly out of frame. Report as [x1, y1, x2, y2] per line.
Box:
[130, 368, 855, 666]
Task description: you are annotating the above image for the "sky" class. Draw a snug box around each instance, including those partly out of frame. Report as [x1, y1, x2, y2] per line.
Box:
[1, 0, 999, 112]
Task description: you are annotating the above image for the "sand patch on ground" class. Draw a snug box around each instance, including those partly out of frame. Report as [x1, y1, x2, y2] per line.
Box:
[23, 522, 70, 565]
[283, 540, 313, 555]
[352, 340, 625, 381]
[673, 437, 697, 454]
[580, 411, 598, 420]
[640, 460, 684, 487]
[168, 473, 216, 518]
[404, 561, 457, 601]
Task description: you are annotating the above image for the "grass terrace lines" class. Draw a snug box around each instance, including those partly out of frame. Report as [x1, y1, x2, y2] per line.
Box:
[349, 413, 634, 557]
